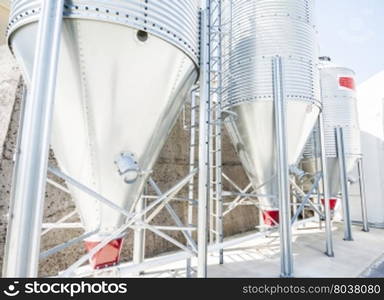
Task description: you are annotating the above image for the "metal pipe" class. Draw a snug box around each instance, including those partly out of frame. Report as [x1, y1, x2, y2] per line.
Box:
[61, 171, 196, 277]
[223, 192, 276, 198]
[130, 225, 197, 231]
[133, 196, 146, 269]
[48, 166, 132, 218]
[47, 178, 70, 194]
[357, 158, 369, 232]
[290, 174, 322, 224]
[186, 87, 198, 277]
[318, 114, 334, 256]
[136, 222, 194, 255]
[207, 0, 224, 265]
[148, 178, 197, 252]
[5, 85, 27, 229]
[197, 1, 211, 278]
[141, 195, 196, 204]
[42, 223, 83, 229]
[222, 183, 253, 214]
[41, 210, 78, 236]
[272, 56, 293, 277]
[313, 127, 323, 228]
[40, 230, 98, 260]
[335, 127, 353, 241]
[209, 104, 214, 245]
[2, 0, 65, 278]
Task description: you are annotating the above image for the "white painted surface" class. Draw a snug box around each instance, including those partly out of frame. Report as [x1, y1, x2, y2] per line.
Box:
[351, 72, 384, 225]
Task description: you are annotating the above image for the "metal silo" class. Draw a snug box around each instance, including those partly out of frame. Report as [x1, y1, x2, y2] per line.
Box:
[302, 57, 362, 206]
[222, 0, 321, 224]
[6, 0, 199, 270]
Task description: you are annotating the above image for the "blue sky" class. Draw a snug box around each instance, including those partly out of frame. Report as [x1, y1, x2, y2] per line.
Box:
[316, 0, 384, 83]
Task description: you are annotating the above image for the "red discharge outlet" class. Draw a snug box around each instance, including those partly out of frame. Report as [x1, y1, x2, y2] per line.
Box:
[262, 210, 279, 226]
[321, 198, 338, 211]
[84, 238, 124, 270]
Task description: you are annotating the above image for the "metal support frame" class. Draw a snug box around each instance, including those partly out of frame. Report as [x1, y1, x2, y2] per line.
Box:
[318, 114, 335, 256]
[272, 56, 293, 277]
[357, 158, 369, 232]
[148, 178, 198, 253]
[59, 170, 197, 277]
[208, 0, 224, 265]
[133, 196, 146, 269]
[197, 0, 211, 278]
[290, 174, 323, 224]
[2, 0, 65, 277]
[72, 216, 316, 278]
[335, 127, 353, 241]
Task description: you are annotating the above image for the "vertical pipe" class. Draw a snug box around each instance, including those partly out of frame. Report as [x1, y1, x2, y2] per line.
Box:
[2, 0, 64, 277]
[133, 196, 146, 273]
[272, 56, 293, 277]
[335, 127, 353, 241]
[186, 88, 197, 277]
[197, 1, 211, 278]
[291, 183, 297, 216]
[314, 126, 322, 229]
[357, 158, 369, 232]
[318, 114, 334, 256]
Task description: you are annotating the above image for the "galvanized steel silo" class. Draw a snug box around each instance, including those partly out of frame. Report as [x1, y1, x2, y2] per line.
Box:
[222, 0, 321, 223]
[302, 58, 361, 200]
[7, 0, 200, 268]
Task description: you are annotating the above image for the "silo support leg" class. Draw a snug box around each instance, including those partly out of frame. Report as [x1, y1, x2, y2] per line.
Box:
[272, 56, 293, 278]
[335, 127, 353, 241]
[318, 114, 334, 257]
[197, 3, 211, 278]
[2, 0, 65, 278]
[133, 196, 146, 274]
[357, 158, 369, 232]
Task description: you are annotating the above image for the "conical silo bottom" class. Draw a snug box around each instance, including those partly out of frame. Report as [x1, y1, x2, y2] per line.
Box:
[225, 100, 320, 224]
[9, 18, 198, 264]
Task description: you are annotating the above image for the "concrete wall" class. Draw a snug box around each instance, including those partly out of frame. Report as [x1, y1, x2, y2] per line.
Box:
[0, 2, 10, 45]
[0, 46, 18, 158]
[0, 50, 259, 276]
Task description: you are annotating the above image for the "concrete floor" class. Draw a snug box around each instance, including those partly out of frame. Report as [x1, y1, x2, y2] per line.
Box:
[130, 222, 384, 278]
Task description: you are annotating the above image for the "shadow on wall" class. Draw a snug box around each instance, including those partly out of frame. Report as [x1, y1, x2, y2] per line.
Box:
[350, 71, 384, 226]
